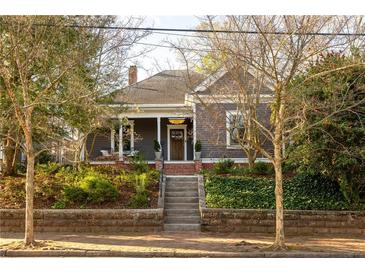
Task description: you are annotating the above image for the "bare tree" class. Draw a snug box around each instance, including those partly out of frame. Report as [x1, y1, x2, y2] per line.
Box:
[177, 15, 365, 249]
[0, 15, 148, 245]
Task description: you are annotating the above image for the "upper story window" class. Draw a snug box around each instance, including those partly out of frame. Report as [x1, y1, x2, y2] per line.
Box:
[226, 111, 245, 148]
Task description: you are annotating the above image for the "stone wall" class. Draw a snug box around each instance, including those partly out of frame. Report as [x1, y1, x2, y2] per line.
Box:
[197, 175, 365, 236]
[200, 208, 365, 235]
[0, 209, 164, 233]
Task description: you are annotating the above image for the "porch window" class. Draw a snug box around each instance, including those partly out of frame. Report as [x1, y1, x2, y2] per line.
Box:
[226, 111, 245, 148]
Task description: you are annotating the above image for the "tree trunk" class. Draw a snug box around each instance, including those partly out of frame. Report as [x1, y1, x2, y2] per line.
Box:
[24, 122, 35, 246]
[273, 148, 285, 249]
[247, 149, 256, 168]
[272, 88, 286, 250]
[3, 137, 17, 176]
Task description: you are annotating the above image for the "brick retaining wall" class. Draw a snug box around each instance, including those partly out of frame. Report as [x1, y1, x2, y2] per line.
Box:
[200, 208, 365, 235]
[197, 175, 365, 236]
[0, 209, 164, 233]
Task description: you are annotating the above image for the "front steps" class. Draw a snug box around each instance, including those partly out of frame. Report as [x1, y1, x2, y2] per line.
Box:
[164, 176, 201, 232]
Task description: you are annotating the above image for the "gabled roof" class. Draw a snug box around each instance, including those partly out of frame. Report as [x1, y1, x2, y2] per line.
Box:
[192, 67, 274, 96]
[111, 70, 204, 105]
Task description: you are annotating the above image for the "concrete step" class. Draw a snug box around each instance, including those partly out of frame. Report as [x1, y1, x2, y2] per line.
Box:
[165, 209, 200, 216]
[166, 186, 197, 192]
[166, 176, 198, 182]
[165, 216, 201, 224]
[165, 203, 199, 209]
[164, 224, 201, 232]
[165, 191, 198, 197]
[166, 182, 197, 188]
[165, 197, 199, 203]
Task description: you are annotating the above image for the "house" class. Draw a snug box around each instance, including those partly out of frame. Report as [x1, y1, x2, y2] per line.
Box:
[85, 66, 273, 174]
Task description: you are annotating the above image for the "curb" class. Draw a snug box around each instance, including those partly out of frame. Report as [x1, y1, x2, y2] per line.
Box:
[1, 249, 364, 258]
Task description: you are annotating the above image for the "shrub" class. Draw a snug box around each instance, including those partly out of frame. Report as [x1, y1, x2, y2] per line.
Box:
[205, 176, 275, 209]
[287, 52, 365, 204]
[194, 140, 202, 152]
[63, 185, 88, 204]
[129, 153, 150, 174]
[36, 162, 63, 174]
[251, 161, 273, 175]
[153, 139, 161, 152]
[204, 171, 353, 210]
[36, 151, 55, 164]
[214, 159, 235, 174]
[129, 192, 149, 208]
[52, 200, 66, 209]
[284, 171, 349, 210]
[16, 163, 26, 174]
[79, 174, 119, 204]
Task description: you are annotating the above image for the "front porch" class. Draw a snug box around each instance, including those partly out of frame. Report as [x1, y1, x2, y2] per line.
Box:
[85, 116, 195, 164]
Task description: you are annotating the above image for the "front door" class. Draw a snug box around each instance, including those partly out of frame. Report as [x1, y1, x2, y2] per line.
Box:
[170, 129, 184, 160]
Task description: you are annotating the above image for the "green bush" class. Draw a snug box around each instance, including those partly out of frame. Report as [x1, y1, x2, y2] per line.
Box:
[16, 163, 26, 174]
[214, 159, 235, 174]
[205, 176, 275, 209]
[36, 151, 55, 164]
[36, 162, 63, 174]
[79, 174, 119, 204]
[129, 192, 149, 208]
[52, 200, 66, 209]
[129, 173, 150, 208]
[205, 171, 353, 210]
[287, 52, 365, 204]
[194, 140, 202, 152]
[129, 153, 150, 174]
[251, 162, 273, 175]
[153, 139, 161, 152]
[63, 185, 88, 204]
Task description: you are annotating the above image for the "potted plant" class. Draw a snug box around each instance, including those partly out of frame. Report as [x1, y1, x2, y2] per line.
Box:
[153, 139, 162, 160]
[194, 140, 202, 160]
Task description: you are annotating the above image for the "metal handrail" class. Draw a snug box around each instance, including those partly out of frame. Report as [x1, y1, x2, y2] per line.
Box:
[159, 145, 165, 197]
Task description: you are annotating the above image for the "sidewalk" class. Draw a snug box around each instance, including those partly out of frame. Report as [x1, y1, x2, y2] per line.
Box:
[1, 232, 364, 257]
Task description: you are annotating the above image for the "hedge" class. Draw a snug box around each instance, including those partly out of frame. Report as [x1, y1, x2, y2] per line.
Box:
[204, 172, 357, 210]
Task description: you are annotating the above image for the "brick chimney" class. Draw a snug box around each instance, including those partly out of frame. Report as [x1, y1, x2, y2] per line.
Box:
[128, 65, 137, 85]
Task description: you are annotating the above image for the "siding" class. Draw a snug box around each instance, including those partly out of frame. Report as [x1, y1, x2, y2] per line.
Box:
[86, 132, 111, 160]
[195, 103, 273, 159]
[133, 118, 157, 161]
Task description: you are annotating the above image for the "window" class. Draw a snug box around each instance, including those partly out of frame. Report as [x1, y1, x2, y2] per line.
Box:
[226, 111, 245, 148]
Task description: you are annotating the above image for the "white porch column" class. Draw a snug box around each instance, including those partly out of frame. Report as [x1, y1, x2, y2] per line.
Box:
[157, 117, 161, 144]
[118, 123, 123, 161]
[110, 128, 115, 153]
[80, 144, 85, 162]
[193, 103, 197, 160]
[130, 121, 135, 152]
[79, 132, 85, 162]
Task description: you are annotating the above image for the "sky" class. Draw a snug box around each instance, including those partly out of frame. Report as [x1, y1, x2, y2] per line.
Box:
[127, 16, 201, 81]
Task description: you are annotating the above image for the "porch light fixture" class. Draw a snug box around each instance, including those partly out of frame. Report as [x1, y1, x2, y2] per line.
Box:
[168, 118, 185, 125]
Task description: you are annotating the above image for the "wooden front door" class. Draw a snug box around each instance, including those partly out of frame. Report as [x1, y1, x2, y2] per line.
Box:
[170, 129, 184, 160]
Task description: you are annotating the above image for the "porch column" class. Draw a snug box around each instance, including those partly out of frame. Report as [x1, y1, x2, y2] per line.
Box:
[130, 121, 135, 152]
[79, 131, 85, 162]
[193, 103, 197, 160]
[110, 128, 115, 153]
[118, 123, 123, 161]
[157, 117, 161, 144]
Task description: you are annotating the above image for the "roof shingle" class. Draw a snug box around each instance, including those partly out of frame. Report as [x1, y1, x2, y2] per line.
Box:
[112, 70, 204, 104]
